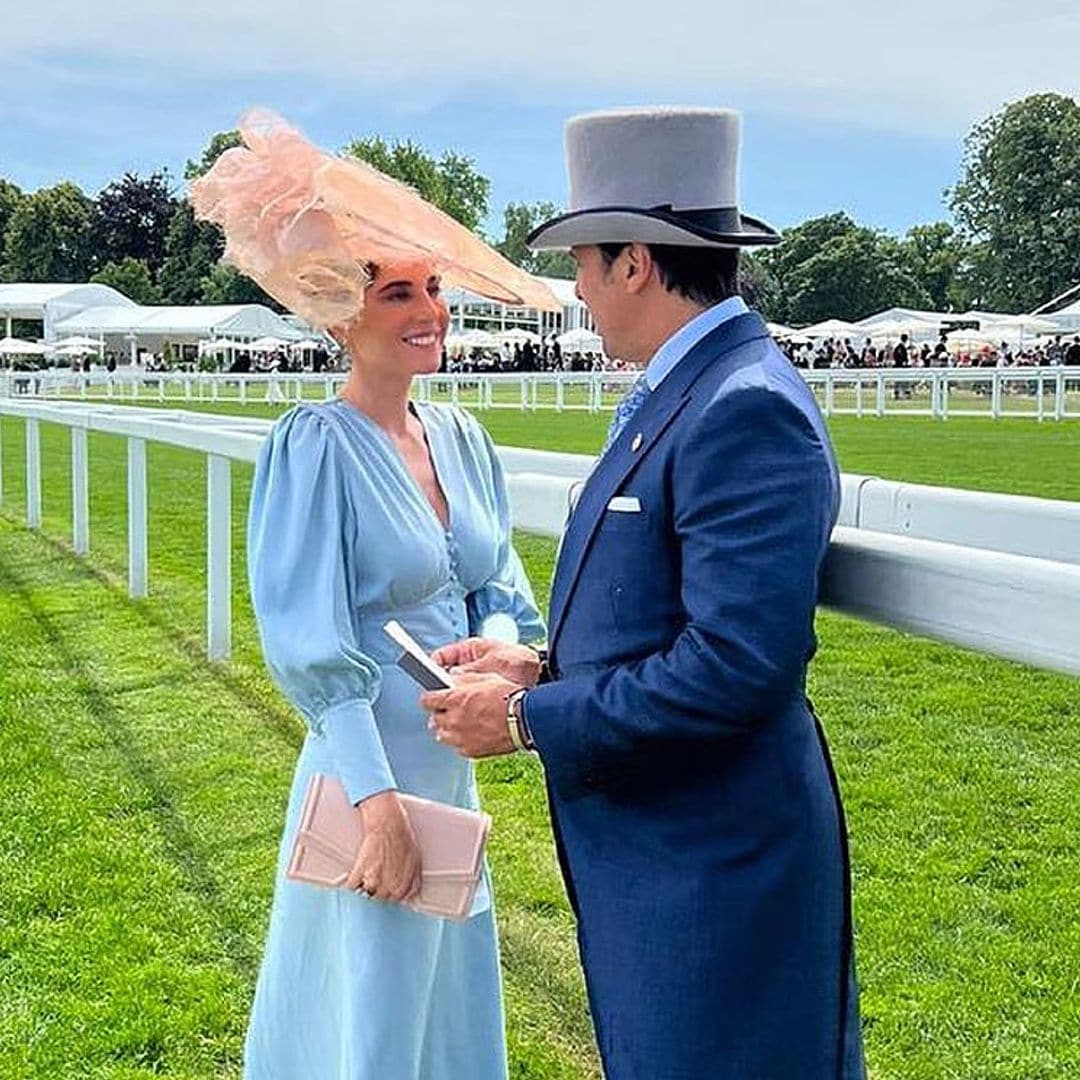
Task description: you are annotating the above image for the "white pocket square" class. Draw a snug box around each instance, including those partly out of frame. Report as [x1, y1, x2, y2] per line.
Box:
[608, 496, 641, 513]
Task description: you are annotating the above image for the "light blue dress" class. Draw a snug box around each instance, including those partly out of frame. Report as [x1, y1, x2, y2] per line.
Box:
[244, 399, 545, 1080]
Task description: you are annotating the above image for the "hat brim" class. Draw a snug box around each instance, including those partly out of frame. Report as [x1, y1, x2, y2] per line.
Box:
[527, 207, 780, 251]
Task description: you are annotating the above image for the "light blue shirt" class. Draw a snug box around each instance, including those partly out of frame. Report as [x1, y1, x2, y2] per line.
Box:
[644, 295, 749, 390]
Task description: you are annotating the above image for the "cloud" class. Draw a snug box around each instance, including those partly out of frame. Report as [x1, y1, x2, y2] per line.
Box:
[5, 0, 1079, 137]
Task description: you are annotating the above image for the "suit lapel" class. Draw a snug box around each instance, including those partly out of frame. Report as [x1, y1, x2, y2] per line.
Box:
[547, 312, 770, 652]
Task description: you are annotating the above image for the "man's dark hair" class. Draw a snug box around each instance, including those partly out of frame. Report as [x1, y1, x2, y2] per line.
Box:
[598, 243, 740, 307]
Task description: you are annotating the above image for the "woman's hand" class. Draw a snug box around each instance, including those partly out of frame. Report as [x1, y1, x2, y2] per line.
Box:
[432, 637, 542, 688]
[348, 791, 422, 903]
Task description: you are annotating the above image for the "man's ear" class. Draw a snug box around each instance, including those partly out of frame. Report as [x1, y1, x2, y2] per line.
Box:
[623, 243, 654, 296]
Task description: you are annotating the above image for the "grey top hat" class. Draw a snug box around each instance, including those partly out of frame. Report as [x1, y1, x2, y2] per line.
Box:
[527, 107, 779, 251]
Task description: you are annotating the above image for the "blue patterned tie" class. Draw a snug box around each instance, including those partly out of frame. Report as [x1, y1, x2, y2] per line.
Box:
[601, 373, 650, 455]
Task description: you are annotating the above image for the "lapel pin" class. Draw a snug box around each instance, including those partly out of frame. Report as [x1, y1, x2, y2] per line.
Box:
[631, 432, 643, 452]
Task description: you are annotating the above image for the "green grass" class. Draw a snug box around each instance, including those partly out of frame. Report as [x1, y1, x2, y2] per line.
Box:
[1, 408, 1079, 1078]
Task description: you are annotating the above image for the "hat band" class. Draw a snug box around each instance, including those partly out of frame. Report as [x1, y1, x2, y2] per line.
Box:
[648, 205, 742, 233]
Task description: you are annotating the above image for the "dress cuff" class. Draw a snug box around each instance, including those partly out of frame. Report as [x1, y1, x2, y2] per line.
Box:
[318, 698, 397, 806]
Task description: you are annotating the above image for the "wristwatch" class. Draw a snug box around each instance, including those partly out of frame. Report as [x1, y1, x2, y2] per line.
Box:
[506, 687, 535, 752]
[527, 643, 551, 685]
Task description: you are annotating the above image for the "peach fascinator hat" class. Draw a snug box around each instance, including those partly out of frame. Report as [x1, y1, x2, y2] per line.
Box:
[189, 109, 559, 329]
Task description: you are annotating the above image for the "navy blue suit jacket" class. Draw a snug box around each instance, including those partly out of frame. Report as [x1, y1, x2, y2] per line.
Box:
[525, 312, 865, 1079]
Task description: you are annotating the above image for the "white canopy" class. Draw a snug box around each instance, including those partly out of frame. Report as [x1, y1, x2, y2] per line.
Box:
[248, 335, 294, 350]
[54, 303, 304, 344]
[498, 328, 542, 345]
[0, 336, 49, 355]
[447, 329, 500, 350]
[557, 328, 603, 350]
[801, 319, 860, 339]
[53, 334, 105, 349]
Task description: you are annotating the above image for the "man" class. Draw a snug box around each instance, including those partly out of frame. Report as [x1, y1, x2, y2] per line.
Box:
[892, 332, 909, 398]
[424, 108, 865, 1079]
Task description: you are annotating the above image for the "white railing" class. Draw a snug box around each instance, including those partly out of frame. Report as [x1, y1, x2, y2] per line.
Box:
[1, 400, 1079, 678]
[4, 367, 1080, 420]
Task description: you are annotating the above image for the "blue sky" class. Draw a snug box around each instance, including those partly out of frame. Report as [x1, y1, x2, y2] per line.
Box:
[2, 1, 1077, 239]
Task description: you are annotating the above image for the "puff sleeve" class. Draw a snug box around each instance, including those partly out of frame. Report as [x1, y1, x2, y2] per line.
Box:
[248, 406, 395, 805]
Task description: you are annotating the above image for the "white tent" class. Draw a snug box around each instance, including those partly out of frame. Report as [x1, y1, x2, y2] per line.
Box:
[0, 336, 49, 355]
[248, 335, 294, 351]
[557, 328, 603, 350]
[53, 334, 105, 350]
[0, 283, 135, 340]
[860, 319, 941, 344]
[856, 307, 947, 328]
[447, 329, 500, 350]
[801, 319, 860, 339]
[498, 328, 542, 345]
[53, 303, 304, 364]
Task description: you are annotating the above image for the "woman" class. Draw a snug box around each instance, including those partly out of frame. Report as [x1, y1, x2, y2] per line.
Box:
[191, 112, 554, 1079]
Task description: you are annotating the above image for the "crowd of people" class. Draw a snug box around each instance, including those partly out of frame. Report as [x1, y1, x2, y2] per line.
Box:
[780, 332, 1080, 369]
[442, 337, 604, 374]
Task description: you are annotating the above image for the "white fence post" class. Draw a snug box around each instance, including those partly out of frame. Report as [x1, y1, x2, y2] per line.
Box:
[72, 427, 89, 555]
[991, 373, 1003, 419]
[875, 373, 885, 417]
[127, 437, 148, 598]
[25, 418, 41, 529]
[207, 454, 231, 661]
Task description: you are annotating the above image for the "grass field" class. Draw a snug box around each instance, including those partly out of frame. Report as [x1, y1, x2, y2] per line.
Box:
[1, 405, 1079, 1079]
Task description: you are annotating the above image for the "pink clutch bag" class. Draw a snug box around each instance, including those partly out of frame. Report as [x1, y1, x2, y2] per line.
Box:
[286, 773, 492, 921]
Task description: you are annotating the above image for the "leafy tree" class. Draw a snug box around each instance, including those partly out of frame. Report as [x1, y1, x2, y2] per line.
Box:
[343, 136, 490, 232]
[949, 93, 1080, 312]
[95, 170, 177, 275]
[2, 181, 99, 282]
[198, 264, 281, 309]
[785, 227, 931, 324]
[496, 201, 576, 279]
[739, 252, 782, 320]
[158, 201, 224, 304]
[757, 213, 859, 323]
[897, 221, 973, 311]
[91, 257, 163, 304]
[0, 180, 24, 274]
[184, 130, 243, 181]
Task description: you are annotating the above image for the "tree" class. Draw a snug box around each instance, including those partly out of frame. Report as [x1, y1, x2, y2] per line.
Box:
[95, 170, 177, 275]
[948, 93, 1080, 312]
[2, 181, 99, 282]
[897, 222, 973, 312]
[199, 264, 281, 309]
[496, 201, 576, 279]
[343, 136, 490, 232]
[785, 228, 931, 324]
[91, 257, 163, 304]
[757, 213, 860, 323]
[739, 253, 782, 321]
[184, 130, 243, 181]
[158, 201, 224, 304]
[0, 180, 24, 275]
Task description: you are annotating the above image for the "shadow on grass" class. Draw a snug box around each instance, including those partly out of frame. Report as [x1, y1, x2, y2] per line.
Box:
[6, 515, 304, 756]
[0, 546, 264, 982]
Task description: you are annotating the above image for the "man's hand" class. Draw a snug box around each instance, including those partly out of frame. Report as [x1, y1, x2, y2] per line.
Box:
[422, 672, 521, 758]
[431, 637, 542, 688]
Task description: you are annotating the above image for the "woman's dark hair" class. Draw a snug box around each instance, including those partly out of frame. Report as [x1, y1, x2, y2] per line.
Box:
[597, 243, 740, 307]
